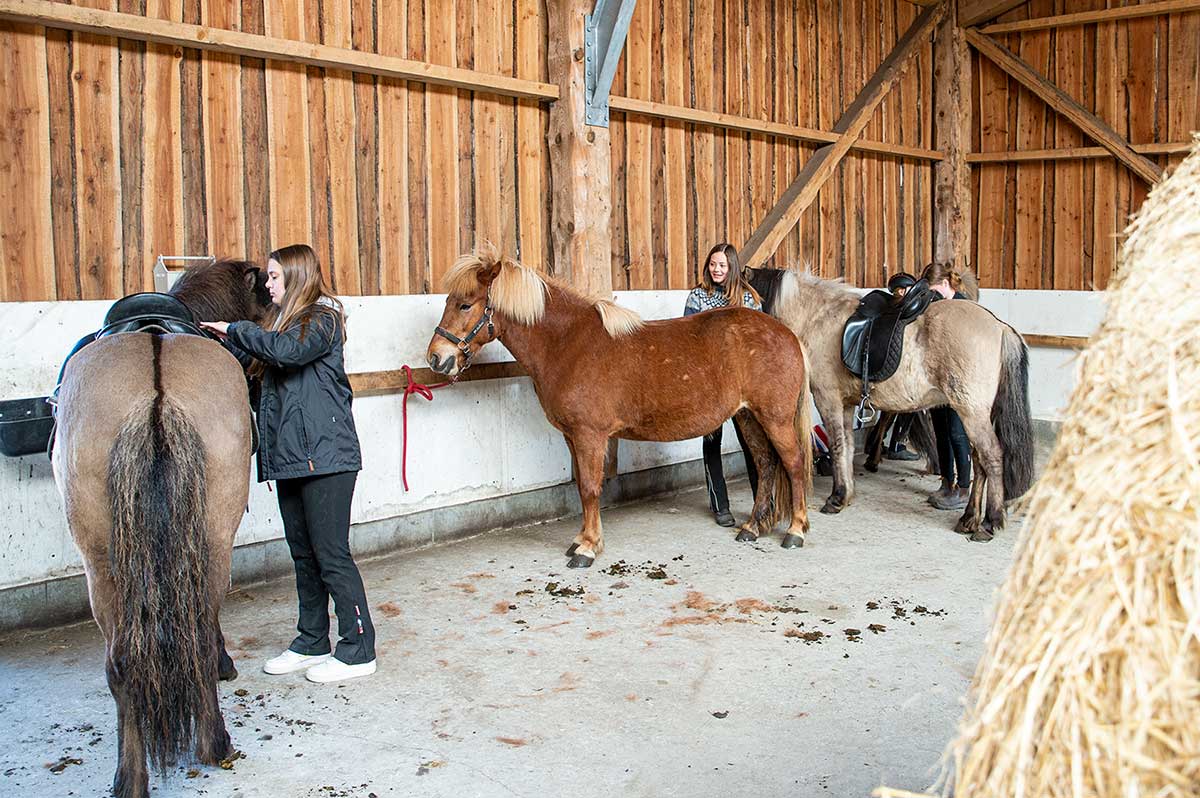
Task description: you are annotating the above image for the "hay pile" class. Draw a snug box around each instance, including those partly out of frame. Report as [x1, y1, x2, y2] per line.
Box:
[940, 137, 1200, 797]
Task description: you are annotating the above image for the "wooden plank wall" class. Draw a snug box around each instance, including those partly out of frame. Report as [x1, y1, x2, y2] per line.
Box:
[609, 0, 936, 291]
[971, 0, 1200, 290]
[0, 0, 552, 301]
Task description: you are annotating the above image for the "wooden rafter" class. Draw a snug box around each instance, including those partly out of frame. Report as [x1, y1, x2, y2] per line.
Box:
[981, 0, 1200, 34]
[958, 0, 1029, 27]
[965, 29, 1163, 185]
[0, 0, 559, 101]
[741, 1, 946, 269]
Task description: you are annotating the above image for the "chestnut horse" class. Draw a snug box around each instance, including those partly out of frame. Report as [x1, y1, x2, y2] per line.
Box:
[761, 268, 1033, 541]
[426, 246, 813, 568]
[51, 260, 271, 798]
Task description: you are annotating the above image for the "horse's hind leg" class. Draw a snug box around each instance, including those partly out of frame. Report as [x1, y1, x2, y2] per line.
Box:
[106, 652, 149, 798]
[757, 415, 811, 548]
[216, 625, 237, 681]
[954, 411, 1006, 542]
[565, 433, 607, 568]
[730, 411, 777, 543]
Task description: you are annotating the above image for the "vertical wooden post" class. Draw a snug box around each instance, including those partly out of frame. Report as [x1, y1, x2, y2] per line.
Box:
[933, 1, 971, 270]
[546, 0, 613, 297]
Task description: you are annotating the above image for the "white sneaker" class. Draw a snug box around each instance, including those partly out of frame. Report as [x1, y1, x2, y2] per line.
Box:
[263, 649, 330, 675]
[304, 657, 377, 684]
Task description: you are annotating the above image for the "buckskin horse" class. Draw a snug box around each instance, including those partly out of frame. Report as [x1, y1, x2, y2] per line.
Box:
[749, 266, 1033, 541]
[426, 245, 813, 568]
[51, 259, 271, 797]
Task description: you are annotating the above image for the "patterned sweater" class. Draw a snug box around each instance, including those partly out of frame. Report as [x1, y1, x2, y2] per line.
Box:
[683, 286, 762, 316]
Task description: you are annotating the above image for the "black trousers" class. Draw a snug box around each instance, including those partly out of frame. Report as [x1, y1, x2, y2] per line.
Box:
[277, 471, 376, 665]
[702, 421, 760, 514]
[930, 406, 971, 489]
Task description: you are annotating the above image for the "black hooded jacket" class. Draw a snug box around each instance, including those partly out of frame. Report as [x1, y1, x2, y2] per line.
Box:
[226, 310, 362, 482]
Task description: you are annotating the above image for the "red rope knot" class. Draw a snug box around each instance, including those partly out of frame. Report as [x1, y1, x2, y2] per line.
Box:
[400, 364, 452, 492]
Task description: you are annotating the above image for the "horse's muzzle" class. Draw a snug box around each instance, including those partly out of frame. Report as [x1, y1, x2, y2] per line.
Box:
[428, 351, 457, 376]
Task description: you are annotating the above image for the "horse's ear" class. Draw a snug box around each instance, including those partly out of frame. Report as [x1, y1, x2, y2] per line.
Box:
[478, 259, 504, 286]
[243, 265, 259, 291]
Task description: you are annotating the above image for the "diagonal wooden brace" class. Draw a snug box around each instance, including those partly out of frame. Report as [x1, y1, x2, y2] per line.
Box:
[965, 28, 1162, 185]
[741, 1, 946, 269]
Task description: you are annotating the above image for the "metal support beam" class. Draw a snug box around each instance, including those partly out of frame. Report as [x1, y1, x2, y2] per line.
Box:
[584, 0, 637, 126]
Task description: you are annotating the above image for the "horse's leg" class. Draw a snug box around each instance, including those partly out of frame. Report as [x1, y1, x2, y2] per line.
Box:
[954, 411, 1007, 542]
[731, 411, 777, 543]
[195, 618, 233, 765]
[106, 648, 149, 798]
[563, 437, 585, 556]
[566, 433, 607, 568]
[757, 414, 811, 548]
[216, 624, 238, 681]
[954, 449, 986, 536]
[814, 391, 851, 514]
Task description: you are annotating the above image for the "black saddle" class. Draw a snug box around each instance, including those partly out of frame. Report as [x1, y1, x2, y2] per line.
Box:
[841, 280, 934, 383]
[97, 292, 207, 339]
[841, 280, 935, 428]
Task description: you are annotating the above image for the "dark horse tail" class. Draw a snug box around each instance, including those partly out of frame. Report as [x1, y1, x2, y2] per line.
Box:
[107, 338, 217, 773]
[993, 328, 1034, 500]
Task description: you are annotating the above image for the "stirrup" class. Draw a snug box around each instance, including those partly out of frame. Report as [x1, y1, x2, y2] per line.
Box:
[853, 397, 880, 429]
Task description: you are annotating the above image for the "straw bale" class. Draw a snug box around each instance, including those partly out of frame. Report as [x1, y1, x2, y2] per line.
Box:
[936, 136, 1200, 797]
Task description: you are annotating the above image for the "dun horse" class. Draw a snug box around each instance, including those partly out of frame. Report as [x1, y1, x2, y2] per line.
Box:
[426, 246, 813, 567]
[763, 269, 1033, 541]
[52, 260, 271, 797]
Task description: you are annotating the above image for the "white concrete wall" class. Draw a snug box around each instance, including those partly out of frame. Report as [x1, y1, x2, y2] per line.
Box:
[0, 287, 1103, 593]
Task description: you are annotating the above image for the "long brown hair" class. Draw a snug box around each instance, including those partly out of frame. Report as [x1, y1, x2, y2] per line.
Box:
[921, 261, 963, 293]
[249, 244, 344, 377]
[698, 242, 761, 307]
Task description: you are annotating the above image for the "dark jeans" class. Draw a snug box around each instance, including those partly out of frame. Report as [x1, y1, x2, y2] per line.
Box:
[930, 406, 971, 489]
[702, 420, 760, 514]
[277, 471, 376, 665]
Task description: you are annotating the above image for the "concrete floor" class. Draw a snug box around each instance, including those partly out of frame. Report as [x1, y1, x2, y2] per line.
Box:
[0, 458, 1020, 798]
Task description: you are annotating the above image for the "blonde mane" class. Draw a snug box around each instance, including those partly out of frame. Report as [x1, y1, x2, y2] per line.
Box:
[443, 245, 644, 337]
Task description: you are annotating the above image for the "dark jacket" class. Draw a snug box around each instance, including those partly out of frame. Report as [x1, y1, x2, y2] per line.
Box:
[226, 310, 362, 482]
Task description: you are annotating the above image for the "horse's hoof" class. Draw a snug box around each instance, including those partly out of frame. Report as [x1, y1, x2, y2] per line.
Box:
[734, 530, 757, 543]
[864, 462, 878, 473]
[218, 664, 238, 682]
[566, 543, 579, 557]
[567, 554, 594, 569]
[781, 534, 804, 549]
[968, 529, 994, 543]
[820, 500, 843, 515]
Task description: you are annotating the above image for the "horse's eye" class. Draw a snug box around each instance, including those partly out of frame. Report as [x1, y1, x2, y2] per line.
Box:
[460, 303, 472, 311]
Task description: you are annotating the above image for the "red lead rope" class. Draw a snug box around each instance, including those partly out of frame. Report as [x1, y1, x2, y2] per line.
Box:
[400, 364, 452, 492]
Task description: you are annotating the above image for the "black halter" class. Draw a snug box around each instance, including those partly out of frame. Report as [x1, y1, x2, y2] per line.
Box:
[434, 298, 495, 373]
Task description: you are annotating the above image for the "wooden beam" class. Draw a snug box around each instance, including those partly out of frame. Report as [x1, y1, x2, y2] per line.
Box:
[0, 0, 559, 101]
[350, 362, 528, 396]
[1023, 334, 1088, 349]
[933, 1, 972, 269]
[967, 142, 1192, 163]
[741, 1, 946, 270]
[965, 29, 1163, 185]
[607, 95, 944, 161]
[546, 0, 612, 296]
[958, 0, 1029, 27]
[981, 0, 1200, 34]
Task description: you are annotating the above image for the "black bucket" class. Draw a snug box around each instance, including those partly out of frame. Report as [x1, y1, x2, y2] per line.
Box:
[0, 397, 54, 458]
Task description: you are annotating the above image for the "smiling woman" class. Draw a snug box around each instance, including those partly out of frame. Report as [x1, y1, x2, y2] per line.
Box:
[683, 243, 764, 529]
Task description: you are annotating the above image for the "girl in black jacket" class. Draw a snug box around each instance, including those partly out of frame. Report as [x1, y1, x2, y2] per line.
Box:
[203, 244, 376, 684]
